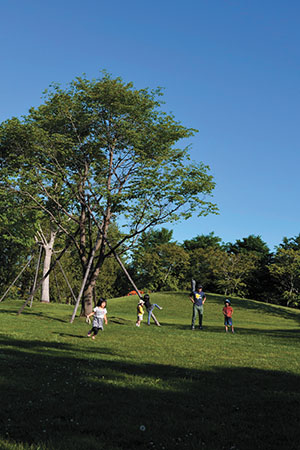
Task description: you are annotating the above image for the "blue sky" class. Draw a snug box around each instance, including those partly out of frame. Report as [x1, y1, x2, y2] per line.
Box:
[1, 0, 300, 251]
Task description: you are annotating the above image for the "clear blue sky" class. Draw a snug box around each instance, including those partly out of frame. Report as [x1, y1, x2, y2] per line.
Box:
[1, 0, 300, 251]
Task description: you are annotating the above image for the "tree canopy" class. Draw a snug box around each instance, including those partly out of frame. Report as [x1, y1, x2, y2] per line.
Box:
[0, 73, 217, 314]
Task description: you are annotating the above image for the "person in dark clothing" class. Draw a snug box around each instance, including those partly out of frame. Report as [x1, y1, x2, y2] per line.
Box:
[189, 285, 206, 330]
[143, 294, 162, 325]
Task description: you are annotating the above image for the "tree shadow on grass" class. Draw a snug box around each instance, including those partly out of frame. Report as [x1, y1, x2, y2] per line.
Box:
[109, 316, 133, 325]
[0, 335, 300, 450]
[230, 327, 300, 341]
[23, 311, 70, 323]
[0, 335, 77, 352]
[57, 333, 86, 339]
[155, 322, 201, 331]
[229, 297, 300, 325]
[0, 307, 70, 323]
[164, 323, 300, 339]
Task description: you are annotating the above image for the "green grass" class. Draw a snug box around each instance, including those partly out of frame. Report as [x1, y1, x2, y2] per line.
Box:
[0, 292, 300, 450]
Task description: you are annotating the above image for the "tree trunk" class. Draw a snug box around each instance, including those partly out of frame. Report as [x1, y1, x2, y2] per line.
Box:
[40, 229, 57, 303]
[82, 284, 94, 316]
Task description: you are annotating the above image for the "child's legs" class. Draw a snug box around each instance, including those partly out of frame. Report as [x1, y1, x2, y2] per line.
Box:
[93, 327, 100, 336]
[147, 307, 154, 325]
[224, 317, 232, 332]
[137, 314, 143, 325]
[153, 303, 162, 310]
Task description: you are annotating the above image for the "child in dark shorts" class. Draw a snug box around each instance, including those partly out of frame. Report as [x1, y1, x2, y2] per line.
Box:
[223, 299, 234, 333]
[86, 298, 108, 339]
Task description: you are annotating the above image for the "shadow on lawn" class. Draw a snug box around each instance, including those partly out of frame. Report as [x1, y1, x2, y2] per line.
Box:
[57, 333, 86, 339]
[23, 311, 69, 323]
[0, 307, 70, 323]
[229, 298, 300, 325]
[109, 315, 133, 325]
[0, 334, 77, 352]
[0, 335, 300, 450]
[159, 323, 300, 341]
[205, 293, 300, 326]
[159, 322, 225, 332]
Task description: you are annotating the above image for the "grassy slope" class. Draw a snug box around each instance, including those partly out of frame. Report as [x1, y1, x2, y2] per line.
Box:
[0, 293, 300, 450]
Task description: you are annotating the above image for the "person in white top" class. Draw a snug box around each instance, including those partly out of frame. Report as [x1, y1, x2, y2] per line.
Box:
[86, 298, 108, 340]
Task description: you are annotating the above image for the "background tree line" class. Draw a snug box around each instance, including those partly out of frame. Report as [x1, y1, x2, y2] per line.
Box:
[1, 218, 300, 309]
[128, 229, 300, 308]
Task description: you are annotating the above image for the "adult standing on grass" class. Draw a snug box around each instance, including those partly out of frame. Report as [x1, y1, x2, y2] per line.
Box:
[189, 284, 206, 330]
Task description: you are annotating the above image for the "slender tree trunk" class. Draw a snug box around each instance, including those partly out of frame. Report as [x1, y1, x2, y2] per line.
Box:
[81, 259, 104, 316]
[79, 212, 110, 316]
[82, 283, 95, 316]
[40, 229, 57, 303]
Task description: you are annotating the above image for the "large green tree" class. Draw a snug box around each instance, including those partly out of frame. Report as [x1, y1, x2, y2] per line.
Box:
[131, 228, 189, 291]
[182, 232, 223, 252]
[0, 186, 40, 299]
[269, 248, 300, 307]
[1, 73, 217, 315]
[209, 248, 258, 297]
[279, 234, 300, 251]
[226, 235, 272, 301]
[182, 232, 223, 291]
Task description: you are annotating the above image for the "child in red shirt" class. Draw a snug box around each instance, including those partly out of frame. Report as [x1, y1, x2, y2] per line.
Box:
[223, 299, 234, 333]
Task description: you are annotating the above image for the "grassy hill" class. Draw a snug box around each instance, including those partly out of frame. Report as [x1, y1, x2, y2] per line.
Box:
[0, 292, 300, 450]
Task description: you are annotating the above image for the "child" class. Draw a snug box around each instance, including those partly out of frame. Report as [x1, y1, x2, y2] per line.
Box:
[143, 293, 162, 326]
[223, 299, 234, 333]
[136, 299, 144, 327]
[86, 298, 108, 340]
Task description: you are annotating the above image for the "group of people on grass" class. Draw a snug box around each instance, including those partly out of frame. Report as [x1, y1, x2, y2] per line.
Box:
[189, 283, 234, 333]
[85, 284, 234, 340]
[136, 294, 163, 327]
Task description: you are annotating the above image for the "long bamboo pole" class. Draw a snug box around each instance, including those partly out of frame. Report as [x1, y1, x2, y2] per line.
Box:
[57, 260, 77, 304]
[0, 254, 34, 303]
[105, 241, 160, 326]
[30, 246, 43, 307]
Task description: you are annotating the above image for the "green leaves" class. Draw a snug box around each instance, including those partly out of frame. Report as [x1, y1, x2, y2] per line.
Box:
[0, 72, 217, 309]
[269, 248, 300, 307]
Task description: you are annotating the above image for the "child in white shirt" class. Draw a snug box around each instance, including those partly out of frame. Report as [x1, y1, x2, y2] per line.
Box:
[86, 298, 108, 340]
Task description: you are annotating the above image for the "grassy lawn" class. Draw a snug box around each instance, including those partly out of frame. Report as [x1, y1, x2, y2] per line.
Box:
[0, 292, 300, 450]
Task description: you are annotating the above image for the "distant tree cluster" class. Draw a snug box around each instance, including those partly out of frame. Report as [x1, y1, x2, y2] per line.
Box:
[1, 221, 300, 309]
[127, 230, 300, 309]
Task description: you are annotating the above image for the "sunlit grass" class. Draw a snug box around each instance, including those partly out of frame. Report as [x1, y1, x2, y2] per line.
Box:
[0, 293, 300, 449]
